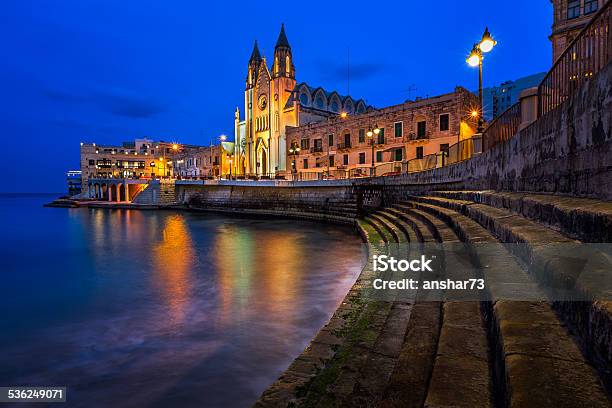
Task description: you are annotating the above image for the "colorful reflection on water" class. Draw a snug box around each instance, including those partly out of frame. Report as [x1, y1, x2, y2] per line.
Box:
[0, 195, 365, 407]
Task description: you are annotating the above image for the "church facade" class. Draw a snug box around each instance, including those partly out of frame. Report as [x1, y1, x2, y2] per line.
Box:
[234, 25, 372, 177]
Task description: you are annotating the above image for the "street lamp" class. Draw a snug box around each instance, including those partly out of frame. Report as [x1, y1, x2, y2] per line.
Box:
[219, 135, 227, 179]
[467, 27, 497, 133]
[366, 125, 381, 176]
[288, 144, 301, 179]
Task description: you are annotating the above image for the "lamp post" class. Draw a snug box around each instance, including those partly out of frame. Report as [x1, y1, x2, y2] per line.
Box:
[288, 144, 301, 180]
[219, 135, 227, 179]
[467, 27, 497, 133]
[366, 125, 381, 177]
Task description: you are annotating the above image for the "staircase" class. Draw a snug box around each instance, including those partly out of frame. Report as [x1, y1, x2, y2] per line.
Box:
[256, 190, 612, 407]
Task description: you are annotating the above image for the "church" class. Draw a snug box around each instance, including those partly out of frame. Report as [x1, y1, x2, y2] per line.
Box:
[233, 25, 373, 177]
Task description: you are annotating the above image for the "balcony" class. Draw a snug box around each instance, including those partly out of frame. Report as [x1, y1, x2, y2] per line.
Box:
[407, 133, 429, 142]
[337, 142, 352, 150]
[310, 146, 324, 153]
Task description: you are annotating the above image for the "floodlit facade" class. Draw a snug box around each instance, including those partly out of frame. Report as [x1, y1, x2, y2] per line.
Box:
[234, 25, 372, 177]
[285, 87, 479, 177]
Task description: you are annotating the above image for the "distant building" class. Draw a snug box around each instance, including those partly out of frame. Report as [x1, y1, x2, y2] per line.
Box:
[550, 0, 605, 62]
[174, 142, 234, 178]
[482, 72, 547, 121]
[66, 170, 82, 196]
[286, 87, 478, 177]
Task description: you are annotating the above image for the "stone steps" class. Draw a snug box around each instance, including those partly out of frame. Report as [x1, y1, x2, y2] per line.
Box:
[430, 191, 612, 243]
[376, 210, 418, 244]
[408, 194, 612, 393]
[400, 198, 611, 407]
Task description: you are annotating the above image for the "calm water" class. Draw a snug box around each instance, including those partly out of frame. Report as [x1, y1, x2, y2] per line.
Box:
[0, 194, 364, 408]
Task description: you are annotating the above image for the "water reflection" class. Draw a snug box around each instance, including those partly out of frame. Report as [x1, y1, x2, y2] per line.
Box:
[152, 214, 195, 325]
[0, 200, 364, 408]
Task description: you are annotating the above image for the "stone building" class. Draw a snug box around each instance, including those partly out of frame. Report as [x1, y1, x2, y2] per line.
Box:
[285, 87, 479, 177]
[174, 143, 234, 178]
[550, 0, 605, 61]
[234, 24, 372, 177]
[80, 139, 182, 192]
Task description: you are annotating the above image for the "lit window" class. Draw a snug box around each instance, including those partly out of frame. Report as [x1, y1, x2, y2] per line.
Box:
[567, 0, 581, 19]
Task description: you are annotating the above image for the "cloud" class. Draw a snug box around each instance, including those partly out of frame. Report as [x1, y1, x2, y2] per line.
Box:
[42, 84, 168, 119]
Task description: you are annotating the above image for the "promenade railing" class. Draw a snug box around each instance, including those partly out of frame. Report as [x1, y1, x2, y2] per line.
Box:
[482, 102, 522, 152]
[538, 2, 612, 116]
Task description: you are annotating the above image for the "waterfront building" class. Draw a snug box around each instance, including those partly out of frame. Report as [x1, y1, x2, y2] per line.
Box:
[482, 72, 547, 120]
[233, 24, 372, 177]
[80, 138, 184, 193]
[66, 170, 82, 196]
[174, 142, 234, 178]
[285, 87, 479, 177]
[550, 0, 605, 61]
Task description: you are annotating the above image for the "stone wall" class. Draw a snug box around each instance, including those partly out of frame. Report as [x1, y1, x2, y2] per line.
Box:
[176, 184, 359, 223]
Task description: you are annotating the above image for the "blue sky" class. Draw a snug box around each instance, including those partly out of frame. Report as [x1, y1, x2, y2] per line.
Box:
[0, 0, 552, 193]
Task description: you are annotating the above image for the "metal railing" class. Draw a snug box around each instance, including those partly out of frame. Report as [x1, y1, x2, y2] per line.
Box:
[405, 154, 439, 173]
[444, 138, 473, 166]
[482, 102, 522, 151]
[538, 1, 611, 116]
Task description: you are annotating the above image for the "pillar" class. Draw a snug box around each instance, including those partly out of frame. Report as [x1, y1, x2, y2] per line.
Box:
[519, 86, 539, 131]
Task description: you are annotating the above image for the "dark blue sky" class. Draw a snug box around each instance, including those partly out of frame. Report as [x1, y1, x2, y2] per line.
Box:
[1, 0, 552, 193]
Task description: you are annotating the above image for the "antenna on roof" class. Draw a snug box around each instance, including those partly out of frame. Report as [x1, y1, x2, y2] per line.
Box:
[347, 47, 350, 96]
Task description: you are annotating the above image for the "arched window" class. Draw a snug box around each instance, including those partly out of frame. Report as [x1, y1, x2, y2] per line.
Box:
[315, 95, 325, 109]
[331, 101, 339, 113]
[285, 55, 290, 74]
[300, 93, 309, 106]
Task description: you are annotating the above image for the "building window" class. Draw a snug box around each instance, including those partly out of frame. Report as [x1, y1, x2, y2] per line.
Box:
[584, 0, 598, 14]
[417, 121, 427, 139]
[300, 93, 309, 106]
[343, 154, 349, 166]
[328, 134, 334, 147]
[301, 139, 310, 150]
[377, 128, 385, 145]
[394, 149, 403, 162]
[331, 101, 339, 113]
[344, 133, 351, 147]
[303, 158, 309, 169]
[376, 151, 383, 162]
[88, 160, 95, 165]
[440, 143, 449, 153]
[394, 122, 403, 138]
[359, 129, 366, 143]
[439, 114, 450, 132]
[359, 152, 366, 164]
[329, 155, 335, 167]
[567, 0, 581, 19]
[416, 146, 424, 159]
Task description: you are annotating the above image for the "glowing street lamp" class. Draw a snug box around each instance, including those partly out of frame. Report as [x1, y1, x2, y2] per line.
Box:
[467, 27, 497, 133]
[288, 144, 301, 177]
[367, 125, 381, 176]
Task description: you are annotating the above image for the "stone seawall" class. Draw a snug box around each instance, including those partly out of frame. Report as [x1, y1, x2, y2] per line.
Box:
[176, 184, 360, 224]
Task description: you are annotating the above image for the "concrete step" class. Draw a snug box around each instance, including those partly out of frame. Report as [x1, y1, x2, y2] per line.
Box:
[386, 206, 437, 244]
[376, 209, 419, 244]
[369, 213, 402, 243]
[430, 190, 612, 243]
[411, 195, 612, 392]
[404, 198, 611, 407]
[392, 206, 493, 407]
[364, 215, 394, 244]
